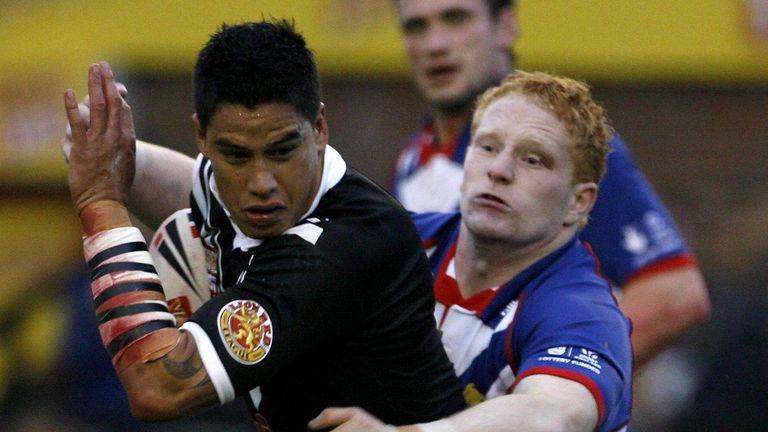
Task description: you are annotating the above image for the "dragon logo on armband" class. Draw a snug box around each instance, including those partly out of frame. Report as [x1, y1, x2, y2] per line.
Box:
[218, 299, 273, 365]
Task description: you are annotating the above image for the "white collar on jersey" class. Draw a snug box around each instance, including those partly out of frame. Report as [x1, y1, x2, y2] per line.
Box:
[209, 144, 347, 251]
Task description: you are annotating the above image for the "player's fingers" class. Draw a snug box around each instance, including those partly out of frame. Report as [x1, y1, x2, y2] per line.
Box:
[87, 63, 106, 136]
[99, 61, 124, 130]
[99, 63, 135, 141]
[64, 89, 87, 150]
[308, 407, 356, 429]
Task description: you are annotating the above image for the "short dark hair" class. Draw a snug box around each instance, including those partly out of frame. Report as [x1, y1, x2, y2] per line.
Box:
[393, 1, 513, 19]
[488, 0, 514, 18]
[193, 19, 321, 133]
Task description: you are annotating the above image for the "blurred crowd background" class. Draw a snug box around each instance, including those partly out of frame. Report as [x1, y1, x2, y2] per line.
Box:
[1, 1, 767, 431]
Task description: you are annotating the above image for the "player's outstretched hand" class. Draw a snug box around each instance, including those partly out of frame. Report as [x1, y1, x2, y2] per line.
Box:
[308, 407, 399, 432]
[64, 61, 136, 215]
[62, 77, 128, 163]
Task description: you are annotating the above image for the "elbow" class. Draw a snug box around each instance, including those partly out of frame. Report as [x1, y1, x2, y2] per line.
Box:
[676, 271, 712, 329]
[686, 288, 711, 326]
[128, 390, 181, 422]
[124, 383, 192, 422]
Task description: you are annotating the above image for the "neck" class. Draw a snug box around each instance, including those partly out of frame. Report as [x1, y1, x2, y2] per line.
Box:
[454, 224, 573, 298]
[432, 106, 473, 147]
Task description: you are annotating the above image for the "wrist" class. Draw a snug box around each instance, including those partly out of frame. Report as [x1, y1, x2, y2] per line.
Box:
[79, 200, 132, 235]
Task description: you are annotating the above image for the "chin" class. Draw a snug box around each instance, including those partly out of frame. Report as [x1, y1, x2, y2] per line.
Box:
[433, 93, 476, 113]
[465, 217, 506, 240]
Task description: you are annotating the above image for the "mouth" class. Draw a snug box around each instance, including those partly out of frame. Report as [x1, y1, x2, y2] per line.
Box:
[426, 64, 458, 85]
[473, 193, 510, 211]
[242, 204, 286, 226]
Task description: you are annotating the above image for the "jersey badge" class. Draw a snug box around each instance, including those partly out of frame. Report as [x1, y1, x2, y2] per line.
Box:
[218, 299, 274, 365]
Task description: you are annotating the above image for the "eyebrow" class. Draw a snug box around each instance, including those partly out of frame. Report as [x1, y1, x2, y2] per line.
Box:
[402, 7, 472, 28]
[212, 129, 302, 150]
[212, 137, 244, 150]
[270, 130, 302, 147]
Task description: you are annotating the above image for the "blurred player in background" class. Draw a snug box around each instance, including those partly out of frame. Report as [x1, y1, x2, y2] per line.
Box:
[390, 0, 709, 368]
[310, 71, 633, 432]
[63, 20, 464, 430]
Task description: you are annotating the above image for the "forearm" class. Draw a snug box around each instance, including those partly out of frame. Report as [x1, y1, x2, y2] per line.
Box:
[129, 140, 195, 231]
[81, 202, 218, 420]
[406, 376, 597, 432]
[619, 265, 710, 368]
[67, 63, 218, 421]
[119, 328, 218, 421]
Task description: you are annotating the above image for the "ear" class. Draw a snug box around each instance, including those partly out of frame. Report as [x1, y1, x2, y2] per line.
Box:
[564, 182, 598, 227]
[495, 7, 518, 51]
[192, 113, 207, 155]
[313, 102, 329, 153]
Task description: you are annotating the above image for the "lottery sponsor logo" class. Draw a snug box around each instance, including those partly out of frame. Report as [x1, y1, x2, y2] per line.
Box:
[539, 346, 603, 375]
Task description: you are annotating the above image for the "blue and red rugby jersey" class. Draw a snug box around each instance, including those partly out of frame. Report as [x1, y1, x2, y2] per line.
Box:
[411, 212, 633, 432]
[393, 117, 696, 287]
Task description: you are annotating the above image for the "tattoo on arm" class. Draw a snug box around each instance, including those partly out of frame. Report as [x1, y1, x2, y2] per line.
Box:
[161, 332, 210, 388]
[162, 353, 203, 379]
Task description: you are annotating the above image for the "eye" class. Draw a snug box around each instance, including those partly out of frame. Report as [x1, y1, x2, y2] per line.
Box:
[442, 9, 471, 27]
[402, 17, 427, 35]
[221, 149, 250, 164]
[481, 144, 496, 153]
[266, 142, 299, 160]
[523, 153, 543, 166]
[471, 135, 500, 155]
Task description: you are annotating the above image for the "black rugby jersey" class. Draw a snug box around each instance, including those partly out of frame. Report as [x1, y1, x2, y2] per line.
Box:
[182, 147, 465, 431]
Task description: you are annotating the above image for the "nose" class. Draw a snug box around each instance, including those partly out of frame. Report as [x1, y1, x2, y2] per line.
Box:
[423, 24, 450, 54]
[245, 162, 277, 198]
[487, 152, 515, 185]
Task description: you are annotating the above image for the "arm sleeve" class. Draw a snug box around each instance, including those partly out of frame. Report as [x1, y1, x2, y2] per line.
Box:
[511, 289, 633, 431]
[185, 238, 348, 398]
[581, 135, 692, 286]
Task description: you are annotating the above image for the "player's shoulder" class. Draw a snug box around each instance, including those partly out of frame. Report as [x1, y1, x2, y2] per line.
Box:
[317, 168, 411, 224]
[523, 240, 615, 308]
[410, 211, 460, 241]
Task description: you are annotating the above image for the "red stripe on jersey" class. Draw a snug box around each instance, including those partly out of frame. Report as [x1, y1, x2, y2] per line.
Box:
[624, 254, 698, 285]
[434, 242, 499, 317]
[416, 123, 460, 166]
[422, 238, 438, 250]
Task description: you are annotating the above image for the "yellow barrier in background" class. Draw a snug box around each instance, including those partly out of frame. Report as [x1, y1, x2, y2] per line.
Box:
[1, 0, 767, 186]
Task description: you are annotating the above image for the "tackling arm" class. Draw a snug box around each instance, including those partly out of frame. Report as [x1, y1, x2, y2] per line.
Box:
[130, 140, 195, 230]
[309, 375, 598, 432]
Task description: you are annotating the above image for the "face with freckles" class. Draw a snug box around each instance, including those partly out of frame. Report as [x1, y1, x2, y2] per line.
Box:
[195, 102, 328, 239]
[460, 93, 596, 248]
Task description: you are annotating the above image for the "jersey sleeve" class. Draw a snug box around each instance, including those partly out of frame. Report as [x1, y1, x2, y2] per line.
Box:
[510, 286, 633, 431]
[581, 135, 694, 286]
[184, 235, 349, 400]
